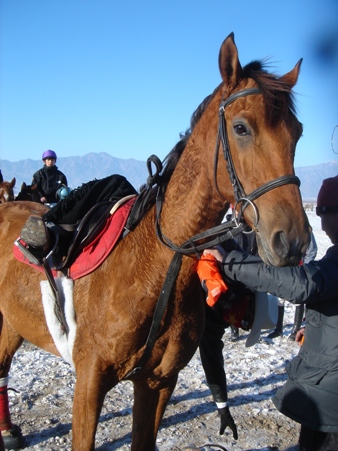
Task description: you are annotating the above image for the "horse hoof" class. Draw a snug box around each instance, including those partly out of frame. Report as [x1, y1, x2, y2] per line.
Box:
[1, 425, 25, 450]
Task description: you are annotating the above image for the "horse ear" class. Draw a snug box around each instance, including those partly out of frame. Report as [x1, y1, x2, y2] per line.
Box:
[279, 58, 303, 89]
[11, 177, 16, 188]
[21, 182, 26, 189]
[218, 32, 243, 90]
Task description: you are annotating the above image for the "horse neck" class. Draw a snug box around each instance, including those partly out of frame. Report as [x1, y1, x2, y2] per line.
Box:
[160, 140, 228, 244]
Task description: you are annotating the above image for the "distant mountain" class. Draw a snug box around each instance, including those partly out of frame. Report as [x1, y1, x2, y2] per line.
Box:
[295, 161, 338, 201]
[1, 152, 337, 200]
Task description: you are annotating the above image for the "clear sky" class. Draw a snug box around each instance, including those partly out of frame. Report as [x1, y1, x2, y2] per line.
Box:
[1, 0, 337, 168]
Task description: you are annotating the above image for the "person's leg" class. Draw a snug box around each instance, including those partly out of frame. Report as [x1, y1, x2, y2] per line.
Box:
[229, 325, 239, 341]
[267, 299, 284, 339]
[289, 304, 304, 341]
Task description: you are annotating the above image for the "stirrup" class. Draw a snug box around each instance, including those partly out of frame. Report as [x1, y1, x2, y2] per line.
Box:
[20, 216, 50, 251]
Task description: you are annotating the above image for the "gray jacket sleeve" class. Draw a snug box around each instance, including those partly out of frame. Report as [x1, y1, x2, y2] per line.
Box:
[303, 232, 317, 264]
[221, 245, 338, 304]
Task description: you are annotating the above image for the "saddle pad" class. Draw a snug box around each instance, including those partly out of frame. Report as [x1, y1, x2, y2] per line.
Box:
[69, 196, 136, 280]
[13, 242, 58, 277]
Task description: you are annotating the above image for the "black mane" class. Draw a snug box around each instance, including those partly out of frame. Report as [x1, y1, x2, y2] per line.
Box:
[243, 60, 298, 127]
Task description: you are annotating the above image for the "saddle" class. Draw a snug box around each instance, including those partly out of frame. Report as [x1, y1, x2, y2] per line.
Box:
[15, 194, 137, 275]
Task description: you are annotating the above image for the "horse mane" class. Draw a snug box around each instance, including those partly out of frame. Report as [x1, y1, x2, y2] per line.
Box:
[138, 89, 217, 209]
[242, 60, 298, 128]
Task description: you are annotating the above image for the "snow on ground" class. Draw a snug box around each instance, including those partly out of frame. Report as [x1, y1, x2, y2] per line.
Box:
[7, 211, 331, 451]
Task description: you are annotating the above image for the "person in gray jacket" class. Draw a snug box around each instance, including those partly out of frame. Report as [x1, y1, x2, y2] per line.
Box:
[202, 175, 338, 451]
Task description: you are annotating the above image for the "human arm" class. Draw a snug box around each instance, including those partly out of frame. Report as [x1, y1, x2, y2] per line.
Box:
[303, 233, 317, 263]
[203, 246, 338, 304]
[32, 170, 46, 203]
[199, 305, 238, 439]
[59, 172, 67, 186]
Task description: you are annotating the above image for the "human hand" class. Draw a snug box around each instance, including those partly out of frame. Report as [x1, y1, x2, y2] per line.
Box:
[218, 406, 238, 440]
[295, 328, 305, 346]
[41, 197, 47, 203]
[202, 246, 226, 263]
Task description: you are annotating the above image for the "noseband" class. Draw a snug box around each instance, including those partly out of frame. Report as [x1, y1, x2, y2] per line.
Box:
[215, 87, 300, 226]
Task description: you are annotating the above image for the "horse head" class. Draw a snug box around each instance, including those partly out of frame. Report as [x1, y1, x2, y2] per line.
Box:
[15, 182, 41, 203]
[0, 178, 16, 203]
[214, 33, 309, 266]
[163, 32, 310, 267]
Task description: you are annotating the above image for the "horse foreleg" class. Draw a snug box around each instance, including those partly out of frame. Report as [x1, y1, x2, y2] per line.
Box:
[72, 360, 112, 451]
[0, 317, 25, 449]
[131, 374, 178, 451]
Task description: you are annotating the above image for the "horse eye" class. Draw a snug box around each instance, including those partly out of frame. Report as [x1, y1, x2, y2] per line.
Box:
[234, 123, 248, 136]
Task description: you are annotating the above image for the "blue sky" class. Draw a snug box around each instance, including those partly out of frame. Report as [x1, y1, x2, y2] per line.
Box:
[1, 0, 337, 168]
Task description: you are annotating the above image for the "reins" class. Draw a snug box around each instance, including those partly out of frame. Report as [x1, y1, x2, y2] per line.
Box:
[124, 87, 301, 379]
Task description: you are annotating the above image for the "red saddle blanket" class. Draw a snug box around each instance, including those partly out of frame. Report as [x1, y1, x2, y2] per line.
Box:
[13, 197, 136, 280]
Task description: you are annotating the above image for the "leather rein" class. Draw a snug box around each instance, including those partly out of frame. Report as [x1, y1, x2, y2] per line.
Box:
[124, 87, 300, 378]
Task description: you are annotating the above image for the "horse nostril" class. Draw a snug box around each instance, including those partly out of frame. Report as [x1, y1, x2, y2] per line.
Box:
[272, 231, 302, 266]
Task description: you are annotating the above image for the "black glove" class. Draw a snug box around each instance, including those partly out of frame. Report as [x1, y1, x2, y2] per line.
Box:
[218, 406, 238, 440]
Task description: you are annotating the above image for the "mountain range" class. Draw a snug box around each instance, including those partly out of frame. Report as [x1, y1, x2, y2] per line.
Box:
[1, 152, 337, 201]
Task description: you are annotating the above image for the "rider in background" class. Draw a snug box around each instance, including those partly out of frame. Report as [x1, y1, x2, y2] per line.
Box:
[32, 150, 67, 204]
[0, 169, 3, 183]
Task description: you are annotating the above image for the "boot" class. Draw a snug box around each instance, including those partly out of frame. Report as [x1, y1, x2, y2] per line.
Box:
[267, 305, 284, 339]
[1, 425, 25, 450]
[20, 216, 50, 251]
[20, 216, 50, 252]
[288, 305, 304, 341]
[230, 325, 239, 341]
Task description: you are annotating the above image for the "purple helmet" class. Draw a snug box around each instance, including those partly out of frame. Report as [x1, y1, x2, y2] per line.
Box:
[42, 150, 57, 160]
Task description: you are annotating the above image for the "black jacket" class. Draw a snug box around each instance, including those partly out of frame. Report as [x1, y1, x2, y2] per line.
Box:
[221, 244, 338, 432]
[32, 165, 67, 203]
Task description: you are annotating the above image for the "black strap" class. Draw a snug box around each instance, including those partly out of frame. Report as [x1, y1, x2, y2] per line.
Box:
[123, 251, 183, 378]
[125, 154, 163, 232]
[42, 258, 69, 334]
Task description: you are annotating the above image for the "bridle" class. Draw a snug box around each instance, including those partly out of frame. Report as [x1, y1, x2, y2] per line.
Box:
[214, 87, 300, 227]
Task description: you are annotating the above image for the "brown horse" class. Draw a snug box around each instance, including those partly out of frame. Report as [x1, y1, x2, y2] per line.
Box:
[0, 33, 310, 450]
[14, 182, 41, 203]
[0, 178, 15, 203]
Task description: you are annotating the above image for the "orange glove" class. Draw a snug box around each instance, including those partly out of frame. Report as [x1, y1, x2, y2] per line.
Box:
[197, 253, 229, 307]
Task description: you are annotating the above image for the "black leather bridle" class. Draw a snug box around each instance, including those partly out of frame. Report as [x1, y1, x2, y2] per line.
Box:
[214, 87, 300, 227]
